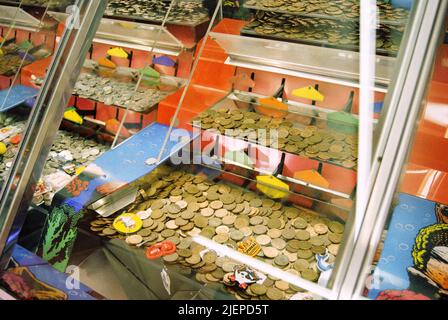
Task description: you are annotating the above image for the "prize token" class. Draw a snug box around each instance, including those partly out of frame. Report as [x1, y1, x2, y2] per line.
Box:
[113, 213, 143, 234]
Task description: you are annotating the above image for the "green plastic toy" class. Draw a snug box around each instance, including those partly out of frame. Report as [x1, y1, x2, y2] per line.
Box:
[327, 91, 358, 134]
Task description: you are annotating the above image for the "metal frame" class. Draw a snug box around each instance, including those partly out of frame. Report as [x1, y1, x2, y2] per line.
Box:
[0, 0, 108, 270]
[338, 0, 448, 300]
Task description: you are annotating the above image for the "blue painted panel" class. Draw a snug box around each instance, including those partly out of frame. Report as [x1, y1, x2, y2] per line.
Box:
[367, 193, 437, 299]
[0, 85, 38, 112]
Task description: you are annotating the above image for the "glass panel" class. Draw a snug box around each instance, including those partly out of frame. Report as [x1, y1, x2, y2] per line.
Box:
[361, 39, 448, 301]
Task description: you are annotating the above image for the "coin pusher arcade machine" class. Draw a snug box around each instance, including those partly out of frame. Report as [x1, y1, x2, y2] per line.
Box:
[0, 0, 447, 301]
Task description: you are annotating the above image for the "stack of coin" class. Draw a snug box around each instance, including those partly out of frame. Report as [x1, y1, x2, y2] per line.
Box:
[105, 0, 209, 25]
[242, 10, 403, 54]
[244, 0, 409, 23]
[74, 73, 171, 113]
[88, 165, 346, 300]
[192, 107, 358, 169]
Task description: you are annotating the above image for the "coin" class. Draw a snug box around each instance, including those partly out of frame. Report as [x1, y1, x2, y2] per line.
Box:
[213, 234, 229, 244]
[267, 218, 282, 229]
[267, 228, 282, 238]
[262, 247, 279, 258]
[126, 235, 143, 245]
[275, 280, 289, 291]
[272, 238, 286, 250]
[274, 255, 289, 267]
[201, 208, 214, 217]
[250, 283, 267, 296]
[256, 235, 271, 246]
[210, 200, 224, 210]
[163, 253, 179, 263]
[329, 221, 345, 234]
[222, 215, 236, 225]
[253, 225, 268, 235]
[230, 230, 245, 241]
[329, 232, 343, 244]
[266, 287, 284, 300]
[312, 223, 328, 235]
[296, 230, 311, 241]
[302, 269, 319, 282]
[297, 249, 313, 259]
[216, 225, 230, 235]
[203, 251, 217, 264]
[294, 259, 309, 272]
[185, 254, 201, 265]
[178, 248, 192, 258]
[166, 220, 179, 230]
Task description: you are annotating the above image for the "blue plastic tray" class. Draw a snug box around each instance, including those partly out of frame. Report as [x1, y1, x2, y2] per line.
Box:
[0, 85, 38, 112]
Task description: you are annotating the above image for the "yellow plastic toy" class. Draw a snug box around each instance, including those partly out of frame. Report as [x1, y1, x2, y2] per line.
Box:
[0, 142, 6, 155]
[294, 170, 330, 188]
[292, 86, 325, 102]
[113, 213, 142, 234]
[64, 107, 83, 125]
[107, 47, 129, 59]
[98, 57, 117, 69]
[75, 166, 86, 176]
[256, 175, 290, 199]
[256, 97, 289, 118]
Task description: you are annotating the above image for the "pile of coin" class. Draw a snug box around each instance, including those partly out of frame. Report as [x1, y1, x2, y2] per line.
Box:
[242, 11, 403, 54]
[0, 114, 26, 182]
[74, 73, 170, 113]
[23, 0, 73, 8]
[89, 166, 346, 300]
[244, 0, 410, 23]
[105, 0, 209, 25]
[43, 131, 108, 176]
[192, 107, 358, 169]
[0, 112, 108, 201]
